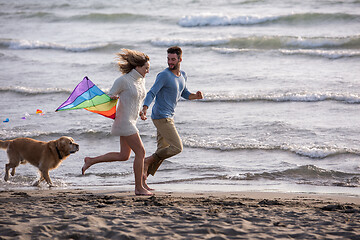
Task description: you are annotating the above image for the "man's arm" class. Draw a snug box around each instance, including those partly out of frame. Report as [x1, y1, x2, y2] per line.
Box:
[140, 72, 166, 120]
[188, 91, 203, 100]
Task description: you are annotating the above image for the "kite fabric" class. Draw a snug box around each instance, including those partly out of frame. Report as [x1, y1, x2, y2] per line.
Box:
[56, 76, 117, 119]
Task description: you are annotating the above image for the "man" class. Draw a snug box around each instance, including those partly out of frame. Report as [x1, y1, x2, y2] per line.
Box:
[140, 46, 203, 179]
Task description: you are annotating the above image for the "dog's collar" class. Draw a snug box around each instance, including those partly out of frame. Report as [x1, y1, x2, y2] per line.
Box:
[55, 146, 63, 160]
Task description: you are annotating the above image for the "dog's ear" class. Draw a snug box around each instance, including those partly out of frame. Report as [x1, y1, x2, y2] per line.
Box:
[47, 140, 61, 159]
[57, 137, 71, 157]
[48, 140, 58, 155]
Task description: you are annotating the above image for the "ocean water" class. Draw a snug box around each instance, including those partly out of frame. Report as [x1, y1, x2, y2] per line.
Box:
[0, 0, 359, 196]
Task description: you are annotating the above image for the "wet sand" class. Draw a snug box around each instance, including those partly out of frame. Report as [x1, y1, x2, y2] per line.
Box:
[0, 190, 359, 239]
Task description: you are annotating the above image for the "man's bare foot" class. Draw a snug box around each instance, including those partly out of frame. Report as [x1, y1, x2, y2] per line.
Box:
[143, 156, 152, 177]
[135, 188, 153, 196]
[143, 178, 154, 191]
[142, 172, 154, 191]
[81, 157, 92, 175]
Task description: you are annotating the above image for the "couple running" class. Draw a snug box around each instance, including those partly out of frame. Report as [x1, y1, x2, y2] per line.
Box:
[81, 46, 203, 195]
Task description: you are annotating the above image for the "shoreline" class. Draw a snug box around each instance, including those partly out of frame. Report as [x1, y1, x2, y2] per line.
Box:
[0, 189, 359, 239]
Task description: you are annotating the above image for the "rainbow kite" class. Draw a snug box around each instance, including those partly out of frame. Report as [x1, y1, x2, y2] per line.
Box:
[56, 76, 117, 119]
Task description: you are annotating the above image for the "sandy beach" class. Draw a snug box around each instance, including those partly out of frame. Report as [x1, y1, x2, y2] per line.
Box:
[0, 190, 358, 239]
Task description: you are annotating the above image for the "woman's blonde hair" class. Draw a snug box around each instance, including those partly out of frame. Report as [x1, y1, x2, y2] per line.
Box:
[116, 49, 149, 74]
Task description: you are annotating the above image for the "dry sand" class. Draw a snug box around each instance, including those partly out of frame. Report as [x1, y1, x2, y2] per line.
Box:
[0, 189, 359, 239]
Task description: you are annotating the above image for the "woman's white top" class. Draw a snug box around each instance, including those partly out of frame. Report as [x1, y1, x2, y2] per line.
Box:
[108, 69, 146, 136]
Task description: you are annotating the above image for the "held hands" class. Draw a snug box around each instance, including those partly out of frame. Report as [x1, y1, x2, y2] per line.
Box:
[139, 106, 148, 120]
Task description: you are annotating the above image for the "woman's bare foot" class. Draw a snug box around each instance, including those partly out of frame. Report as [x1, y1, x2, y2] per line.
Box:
[81, 157, 92, 175]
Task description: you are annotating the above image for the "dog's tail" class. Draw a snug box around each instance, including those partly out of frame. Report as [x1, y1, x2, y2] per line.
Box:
[0, 140, 10, 150]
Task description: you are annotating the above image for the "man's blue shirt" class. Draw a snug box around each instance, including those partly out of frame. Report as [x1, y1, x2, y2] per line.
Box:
[143, 68, 191, 119]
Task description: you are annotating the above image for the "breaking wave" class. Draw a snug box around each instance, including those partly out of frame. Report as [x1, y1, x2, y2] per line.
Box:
[152, 35, 360, 49]
[151, 35, 360, 59]
[153, 165, 360, 188]
[2, 35, 359, 56]
[183, 138, 360, 159]
[0, 127, 112, 141]
[0, 86, 70, 95]
[233, 165, 360, 187]
[203, 92, 360, 104]
[3, 86, 360, 104]
[213, 47, 360, 59]
[0, 38, 123, 52]
[227, 35, 360, 50]
[178, 12, 360, 27]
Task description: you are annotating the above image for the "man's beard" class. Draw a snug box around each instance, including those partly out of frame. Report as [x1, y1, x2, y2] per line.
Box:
[168, 63, 179, 70]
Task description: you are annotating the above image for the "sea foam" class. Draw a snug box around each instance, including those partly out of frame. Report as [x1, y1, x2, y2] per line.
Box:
[182, 137, 360, 159]
[203, 92, 360, 104]
[178, 12, 360, 27]
[0, 38, 110, 52]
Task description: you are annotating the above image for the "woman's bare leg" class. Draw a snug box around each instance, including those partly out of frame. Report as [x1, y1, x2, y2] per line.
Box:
[123, 133, 153, 195]
[82, 137, 131, 175]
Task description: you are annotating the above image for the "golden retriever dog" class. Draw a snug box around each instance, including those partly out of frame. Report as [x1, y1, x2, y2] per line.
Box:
[0, 136, 79, 186]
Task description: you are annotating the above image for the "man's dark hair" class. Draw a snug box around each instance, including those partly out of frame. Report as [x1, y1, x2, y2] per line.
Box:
[167, 46, 182, 59]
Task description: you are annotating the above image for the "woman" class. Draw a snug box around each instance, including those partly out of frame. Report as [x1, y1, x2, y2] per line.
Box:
[82, 49, 152, 196]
